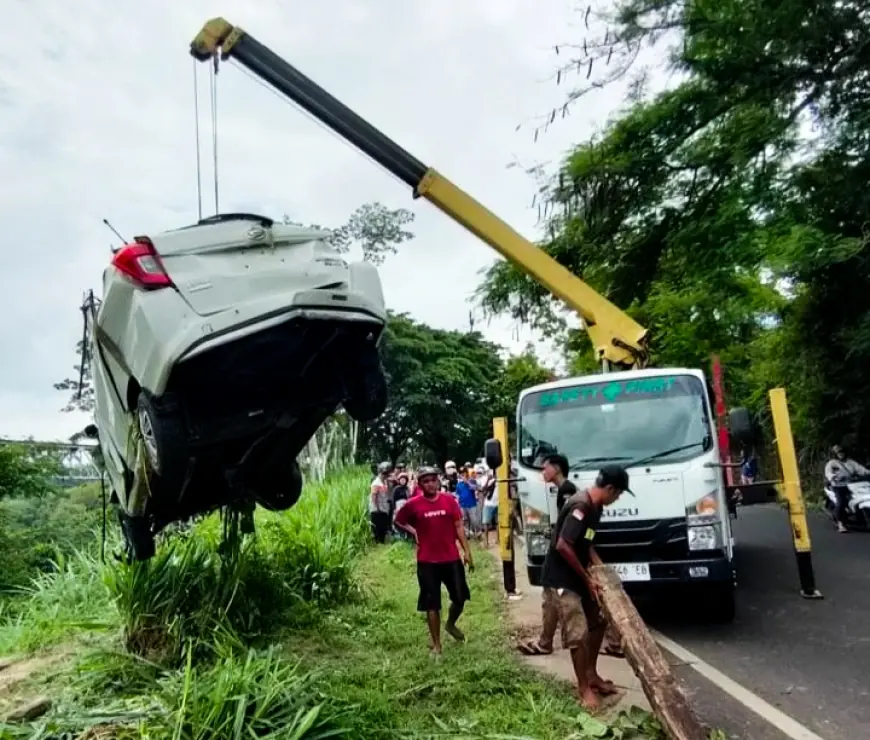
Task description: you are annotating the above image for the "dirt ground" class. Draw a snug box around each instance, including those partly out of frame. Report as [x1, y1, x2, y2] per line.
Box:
[491, 540, 651, 715]
[0, 650, 67, 721]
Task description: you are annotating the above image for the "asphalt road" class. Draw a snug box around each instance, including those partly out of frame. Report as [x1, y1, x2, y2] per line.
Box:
[647, 504, 870, 740]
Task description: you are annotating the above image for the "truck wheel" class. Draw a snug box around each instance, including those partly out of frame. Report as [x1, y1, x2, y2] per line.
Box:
[136, 391, 189, 495]
[703, 583, 736, 623]
[343, 361, 388, 422]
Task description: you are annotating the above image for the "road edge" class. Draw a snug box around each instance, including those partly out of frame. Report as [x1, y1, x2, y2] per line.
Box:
[653, 631, 826, 740]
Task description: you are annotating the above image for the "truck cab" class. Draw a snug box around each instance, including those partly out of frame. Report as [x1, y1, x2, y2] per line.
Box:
[516, 367, 736, 620]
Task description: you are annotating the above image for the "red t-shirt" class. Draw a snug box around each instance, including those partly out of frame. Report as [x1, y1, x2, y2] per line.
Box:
[394, 492, 462, 563]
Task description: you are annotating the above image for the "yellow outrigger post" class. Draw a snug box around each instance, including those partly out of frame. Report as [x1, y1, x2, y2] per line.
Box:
[190, 18, 649, 370]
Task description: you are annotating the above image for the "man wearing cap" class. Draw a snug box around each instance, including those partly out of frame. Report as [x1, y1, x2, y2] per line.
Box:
[395, 465, 474, 657]
[518, 453, 575, 656]
[540, 464, 633, 709]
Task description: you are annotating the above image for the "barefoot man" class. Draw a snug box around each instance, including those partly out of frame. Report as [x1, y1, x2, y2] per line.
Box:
[540, 464, 632, 709]
[395, 465, 474, 656]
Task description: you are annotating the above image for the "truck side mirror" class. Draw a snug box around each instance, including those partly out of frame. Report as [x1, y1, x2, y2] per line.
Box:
[728, 407, 753, 447]
[83, 424, 99, 439]
[484, 438, 503, 471]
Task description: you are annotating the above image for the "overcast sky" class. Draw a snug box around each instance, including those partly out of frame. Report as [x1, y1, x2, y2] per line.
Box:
[0, 0, 625, 441]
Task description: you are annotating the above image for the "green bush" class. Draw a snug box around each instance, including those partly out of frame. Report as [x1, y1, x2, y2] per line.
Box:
[103, 467, 370, 664]
[0, 484, 105, 592]
[0, 443, 61, 501]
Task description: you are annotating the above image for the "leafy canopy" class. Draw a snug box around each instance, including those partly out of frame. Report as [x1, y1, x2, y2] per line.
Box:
[478, 0, 870, 462]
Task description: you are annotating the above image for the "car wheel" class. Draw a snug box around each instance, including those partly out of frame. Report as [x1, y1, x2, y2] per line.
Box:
[343, 360, 388, 422]
[254, 458, 304, 512]
[118, 510, 156, 562]
[136, 391, 189, 494]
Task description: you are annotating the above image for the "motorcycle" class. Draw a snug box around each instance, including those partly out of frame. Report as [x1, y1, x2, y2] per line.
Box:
[823, 474, 870, 530]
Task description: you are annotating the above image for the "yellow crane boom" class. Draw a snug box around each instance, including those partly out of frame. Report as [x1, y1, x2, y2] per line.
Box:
[190, 17, 649, 369]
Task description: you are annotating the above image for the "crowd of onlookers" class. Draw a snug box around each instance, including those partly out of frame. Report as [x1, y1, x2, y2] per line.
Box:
[368, 459, 502, 546]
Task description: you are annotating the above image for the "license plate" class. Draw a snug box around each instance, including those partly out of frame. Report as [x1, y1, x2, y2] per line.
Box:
[611, 562, 651, 582]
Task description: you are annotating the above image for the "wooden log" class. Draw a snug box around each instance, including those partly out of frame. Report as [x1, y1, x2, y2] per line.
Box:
[591, 564, 707, 740]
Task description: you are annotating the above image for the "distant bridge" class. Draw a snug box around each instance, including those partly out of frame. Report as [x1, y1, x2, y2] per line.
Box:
[0, 437, 102, 487]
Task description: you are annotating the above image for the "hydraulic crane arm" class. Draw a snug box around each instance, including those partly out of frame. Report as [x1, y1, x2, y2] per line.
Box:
[190, 18, 649, 368]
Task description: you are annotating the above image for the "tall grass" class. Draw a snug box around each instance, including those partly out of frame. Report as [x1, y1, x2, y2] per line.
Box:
[0, 549, 113, 654]
[4, 646, 352, 739]
[1, 468, 371, 739]
[0, 467, 370, 661]
[103, 467, 370, 664]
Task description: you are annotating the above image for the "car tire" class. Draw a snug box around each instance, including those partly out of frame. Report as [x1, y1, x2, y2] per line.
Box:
[343, 359, 388, 422]
[136, 391, 189, 495]
[118, 510, 156, 562]
[254, 457, 304, 512]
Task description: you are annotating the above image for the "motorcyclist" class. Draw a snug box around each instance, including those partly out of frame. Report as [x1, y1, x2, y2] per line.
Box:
[825, 444, 870, 533]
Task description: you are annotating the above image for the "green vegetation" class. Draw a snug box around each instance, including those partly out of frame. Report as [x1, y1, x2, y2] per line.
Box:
[477, 0, 870, 476]
[367, 313, 550, 467]
[0, 480, 102, 594]
[0, 467, 662, 739]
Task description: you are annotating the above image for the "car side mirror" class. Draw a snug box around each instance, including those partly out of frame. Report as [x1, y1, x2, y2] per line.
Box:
[484, 438, 503, 471]
[728, 407, 753, 447]
[83, 424, 99, 439]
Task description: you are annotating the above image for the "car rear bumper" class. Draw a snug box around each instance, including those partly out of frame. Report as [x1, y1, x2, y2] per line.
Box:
[165, 312, 382, 447]
[177, 289, 385, 364]
[123, 287, 385, 396]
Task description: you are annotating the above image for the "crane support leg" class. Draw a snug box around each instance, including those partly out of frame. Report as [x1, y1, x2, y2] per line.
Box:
[492, 416, 516, 595]
[769, 388, 823, 599]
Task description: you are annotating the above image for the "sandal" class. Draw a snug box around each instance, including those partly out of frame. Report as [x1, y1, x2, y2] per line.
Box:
[591, 677, 619, 696]
[600, 644, 624, 658]
[517, 640, 553, 656]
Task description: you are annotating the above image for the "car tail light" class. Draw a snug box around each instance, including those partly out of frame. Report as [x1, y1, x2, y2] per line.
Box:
[111, 238, 172, 290]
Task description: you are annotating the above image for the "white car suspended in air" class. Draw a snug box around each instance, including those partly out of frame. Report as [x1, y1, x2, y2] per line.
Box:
[87, 213, 388, 561]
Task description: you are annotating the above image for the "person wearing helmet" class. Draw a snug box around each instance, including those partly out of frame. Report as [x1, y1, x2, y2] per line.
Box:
[825, 444, 870, 533]
[369, 462, 393, 544]
[394, 465, 474, 657]
[443, 461, 459, 494]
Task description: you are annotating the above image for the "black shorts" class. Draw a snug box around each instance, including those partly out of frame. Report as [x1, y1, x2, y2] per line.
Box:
[416, 560, 471, 612]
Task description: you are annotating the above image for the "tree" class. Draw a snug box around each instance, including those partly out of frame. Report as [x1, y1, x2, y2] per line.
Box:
[56, 202, 416, 415]
[478, 0, 870, 467]
[363, 313, 507, 467]
[54, 339, 95, 415]
[0, 444, 61, 501]
[496, 345, 555, 419]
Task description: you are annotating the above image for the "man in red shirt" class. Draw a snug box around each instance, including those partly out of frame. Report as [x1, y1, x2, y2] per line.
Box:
[395, 465, 475, 656]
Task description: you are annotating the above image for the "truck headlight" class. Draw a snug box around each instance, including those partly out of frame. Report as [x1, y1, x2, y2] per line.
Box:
[687, 525, 719, 551]
[526, 532, 550, 557]
[522, 505, 549, 529]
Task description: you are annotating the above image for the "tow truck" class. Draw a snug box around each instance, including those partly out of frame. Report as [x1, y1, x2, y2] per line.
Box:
[188, 18, 822, 615]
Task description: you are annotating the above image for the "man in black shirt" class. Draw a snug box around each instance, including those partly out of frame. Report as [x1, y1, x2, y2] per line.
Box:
[519, 454, 575, 657]
[541, 464, 633, 710]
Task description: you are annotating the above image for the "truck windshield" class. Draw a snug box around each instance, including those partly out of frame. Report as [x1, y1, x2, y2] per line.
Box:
[518, 375, 712, 470]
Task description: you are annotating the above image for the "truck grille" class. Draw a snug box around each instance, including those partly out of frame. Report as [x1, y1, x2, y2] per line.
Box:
[594, 517, 688, 563]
